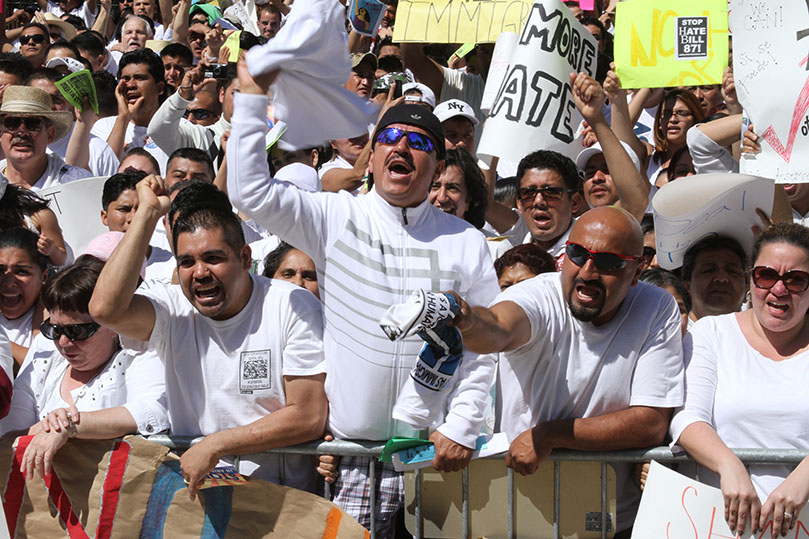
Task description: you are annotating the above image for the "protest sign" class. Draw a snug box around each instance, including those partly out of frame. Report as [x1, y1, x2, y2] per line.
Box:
[613, 0, 728, 89]
[733, 0, 809, 183]
[392, 0, 533, 43]
[0, 435, 368, 538]
[224, 29, 241, 62]
[633, 461, 809, 538]
[477, 0, 597, 162]
[348, 0, 386, 37]
[38, 176, 107, 256]
[652, 173, 774, 271]
[54, 69, 99, 114]
[479, 31, 519, 113]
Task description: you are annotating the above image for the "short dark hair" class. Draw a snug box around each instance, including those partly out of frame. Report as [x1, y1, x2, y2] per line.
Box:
[0, 54, 33, 81]
[0, 184, 50, 230]
[72, 32, 106, 58]
[167, 147, 215, 180]
[681, 235, 746, 282]
[121, 147, 161, 173]
[42, 256, 105, 314]
[62, 14, 87, 32]
[262, 242, 294, 278]
[0, 227, 48, 271]
[92, 70, 119, 117]
[516, 149, 581, 191]
[578, 16, 604, 33]
[25, 67, 64, 85]
[494, 176, 518, 206]
[749, 222, 809, 271]
[640, 268, 692, 313]
[258, 3, 281, 17]
[494, 243, 557, 279]
[442, 148, 488, 229]
[160, 42, 193, 65]
[169, 182, 244, 253]
[239, 32, 261, 53]
[48, 40, 83, 62]
[640, 213, 655, 235]
[118, 48, 165, 86]
[102, 171, 146, 210]
[22, 23, 50, 37]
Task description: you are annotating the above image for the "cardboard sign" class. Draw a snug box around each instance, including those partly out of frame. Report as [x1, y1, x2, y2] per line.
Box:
[633, 461, 809, 539]
[733, 0, 809, 183]
[614, 0, 728, 88]
[392, 0, 534, 43]
[38, 176, 108, 256]
[477, 0, 597, 161]
[348, 0, 386, 37]
[651, 173, 774, 270]
[54, 69, 99, 114]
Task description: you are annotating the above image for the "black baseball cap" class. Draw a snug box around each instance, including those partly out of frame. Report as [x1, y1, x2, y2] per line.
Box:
[373, 104, 446, 160]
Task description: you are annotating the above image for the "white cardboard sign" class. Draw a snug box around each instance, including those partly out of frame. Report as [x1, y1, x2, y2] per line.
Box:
[732, 0, 809, 183]
[633, 461, 809, 539]
[477, 0, 597, 162]
[38, 176, 107, 257]
[652, 173, 774, 271]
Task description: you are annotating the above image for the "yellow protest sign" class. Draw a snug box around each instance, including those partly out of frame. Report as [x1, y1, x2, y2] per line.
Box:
[393, 0, 533, 43]
[614, 0, 728, 89]
[224, 30, 241, 63]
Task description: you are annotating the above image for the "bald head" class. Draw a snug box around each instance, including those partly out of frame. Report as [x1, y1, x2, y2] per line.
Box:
[571, 206, 644, 258]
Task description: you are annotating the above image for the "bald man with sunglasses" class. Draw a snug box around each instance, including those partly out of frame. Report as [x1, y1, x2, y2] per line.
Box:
[448, 206, 684, 538]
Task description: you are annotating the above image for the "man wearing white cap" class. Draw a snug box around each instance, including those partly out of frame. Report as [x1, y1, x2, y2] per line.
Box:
[434, 98, 478, 156]
[0, 85, 90, 191]
[402, 82, 435, 110]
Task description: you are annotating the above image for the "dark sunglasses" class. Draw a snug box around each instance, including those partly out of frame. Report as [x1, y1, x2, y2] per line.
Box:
[183, 108, 214, 120]
[20, 34, 47, 45]
[374, 127, 435, 153]
[565, 241, 643, 272]
[517, 186, 574, 203]
[40, 318, 101, 342]
[751, 266, 809, 293]
[2, 116, 45, 133]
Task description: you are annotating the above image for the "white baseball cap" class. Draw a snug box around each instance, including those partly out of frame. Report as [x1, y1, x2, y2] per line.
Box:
[433, 99, 479, 125]
[576, 141, 642, 174]
[402, 82, 436, 109]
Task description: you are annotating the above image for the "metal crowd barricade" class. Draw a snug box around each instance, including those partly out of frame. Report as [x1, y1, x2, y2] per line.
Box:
[143, 435, 809, 539]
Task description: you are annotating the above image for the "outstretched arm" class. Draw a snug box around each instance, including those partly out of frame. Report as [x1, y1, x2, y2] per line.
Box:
[400, 43, 445, 100]
[450, 292, 531, 354]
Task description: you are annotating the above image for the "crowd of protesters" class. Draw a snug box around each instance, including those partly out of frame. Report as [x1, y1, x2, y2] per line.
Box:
[0, 0, 807, 536]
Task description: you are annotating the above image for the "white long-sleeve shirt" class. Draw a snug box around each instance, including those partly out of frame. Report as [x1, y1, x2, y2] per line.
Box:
[228, 92, 500, 447]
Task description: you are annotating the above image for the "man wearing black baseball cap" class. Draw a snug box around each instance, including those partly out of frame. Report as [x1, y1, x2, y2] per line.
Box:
[228, 61, 500, 536]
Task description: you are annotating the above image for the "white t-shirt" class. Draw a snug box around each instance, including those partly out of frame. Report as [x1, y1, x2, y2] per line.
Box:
[496, 273, 684, 532]
[1, 334, 168, 434]
[0, 309, 34, 349]
[91, 117, 169, 174]
[670, 314, 809, 502]
[48, 126, 120, 178]
[1, 153, 90, 191]
[135, 275, 325, 491]
[46, 0, 97, 31]
[317, 154, 353, 180]
[687, 124, 738, 174]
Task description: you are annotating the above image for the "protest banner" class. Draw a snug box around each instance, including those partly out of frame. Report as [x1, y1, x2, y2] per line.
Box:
[652, 173, 774, 271]
[54, 69, 99, 114]
[0, 435, 368, 538]
[38, 176, 108, 256]
[348, 0, 386, 37]
[392, 0, 533, 43]
[633, 461, 809, 538]
[479, 31, 519, 114]
[733, 0, 809, 183]
[613, 0, 728, 89]
[477, 0, 597, 162]
[404, 459, 617, 537]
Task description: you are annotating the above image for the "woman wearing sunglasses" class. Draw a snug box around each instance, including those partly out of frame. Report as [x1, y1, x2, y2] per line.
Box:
[670, 223, 809, 537]
[0, 256, 167, 480]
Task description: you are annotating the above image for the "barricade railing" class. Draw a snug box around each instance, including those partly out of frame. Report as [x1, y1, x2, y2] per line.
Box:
[143, 435, 809, 539]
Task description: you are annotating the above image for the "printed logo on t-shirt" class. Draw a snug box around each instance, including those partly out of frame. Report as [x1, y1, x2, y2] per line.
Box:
[239, 350, 271, 393]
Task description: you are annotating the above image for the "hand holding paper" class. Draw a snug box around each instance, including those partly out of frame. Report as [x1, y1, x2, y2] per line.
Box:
[379, 290, 461, 341]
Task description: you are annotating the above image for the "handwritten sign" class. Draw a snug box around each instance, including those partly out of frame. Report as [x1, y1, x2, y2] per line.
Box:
[614, 0, 728, 88]
[733, 0, 809, 183]
[38, 176, 107, 256]
[477, 0, 597, 161]
[392, 0, 534, 43]
[54, 69, 99, 114]
[651, 173, 774, 271]
[633, 461, 809, 538]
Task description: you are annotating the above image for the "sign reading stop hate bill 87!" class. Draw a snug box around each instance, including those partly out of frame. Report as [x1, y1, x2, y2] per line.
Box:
[733, 0, 809, 183]
[477, 0, 597, 162]
[614, 0, 728, 89]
